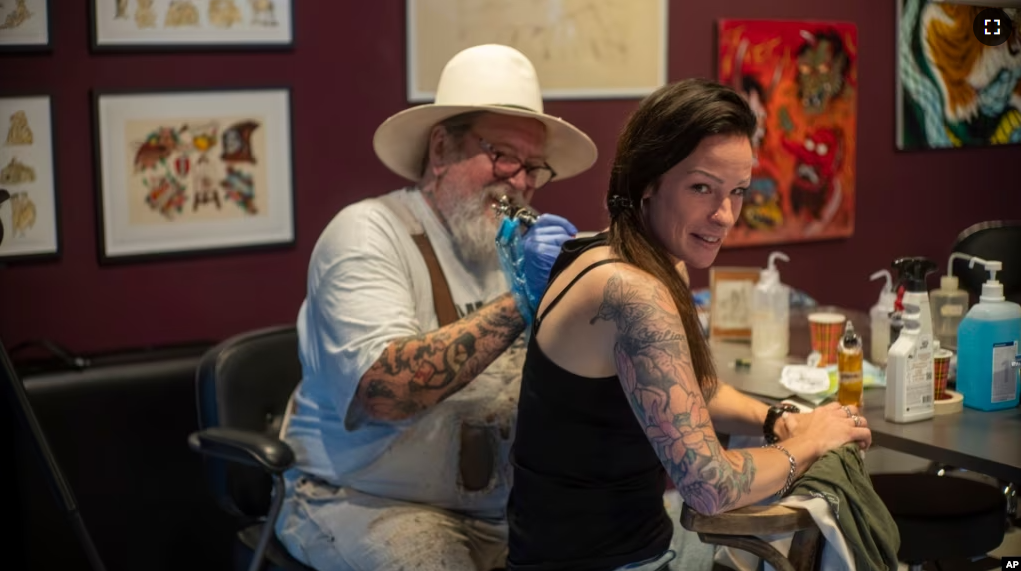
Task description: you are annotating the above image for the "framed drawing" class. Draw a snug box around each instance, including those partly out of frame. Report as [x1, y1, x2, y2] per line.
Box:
[0, 0, 51, 51]
[708, 267, 760, 341]
[93, 87, 295, 262]
[90, 0, 293, 51]
[896, 0, 1020, 150]
[406, 0, 668, 101]
[717, 19, 858, 248]
[0, 94, 60, 262]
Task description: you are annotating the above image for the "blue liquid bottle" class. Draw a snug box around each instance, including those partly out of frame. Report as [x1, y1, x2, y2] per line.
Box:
[956, 257, 1021, 411]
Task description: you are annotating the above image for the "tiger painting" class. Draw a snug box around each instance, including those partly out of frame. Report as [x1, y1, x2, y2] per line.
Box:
[899, 0, 1021, 148]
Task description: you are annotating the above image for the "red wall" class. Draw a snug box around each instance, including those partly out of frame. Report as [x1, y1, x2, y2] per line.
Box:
[0, 2, 1009, 354]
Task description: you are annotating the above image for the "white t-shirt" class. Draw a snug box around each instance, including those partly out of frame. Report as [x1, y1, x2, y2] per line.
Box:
[282, 188, 525, 516]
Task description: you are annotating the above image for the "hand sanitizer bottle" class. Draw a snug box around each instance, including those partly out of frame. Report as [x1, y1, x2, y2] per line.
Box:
[751, 251, 790, 358]
[930, 253, 972, 352]
[956, 257, 1021, 411]
[869, 270, 897, 366]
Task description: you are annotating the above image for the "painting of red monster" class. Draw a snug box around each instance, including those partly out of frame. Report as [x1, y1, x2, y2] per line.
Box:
[717, 19, 858, 247]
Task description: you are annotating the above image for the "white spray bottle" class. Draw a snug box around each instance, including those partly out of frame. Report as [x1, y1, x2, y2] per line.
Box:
[885, 257, 938, 423]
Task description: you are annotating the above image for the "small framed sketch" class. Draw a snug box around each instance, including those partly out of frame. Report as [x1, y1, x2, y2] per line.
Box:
[708, 267, 760, 341]
[93, 87, 295, 263]
[0, 94, 60, 262]
[0, 0, 51, 52]
[90, 0, 293, 51]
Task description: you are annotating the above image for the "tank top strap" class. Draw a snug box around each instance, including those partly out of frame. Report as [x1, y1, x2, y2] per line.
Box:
[534, 258, 624, 333]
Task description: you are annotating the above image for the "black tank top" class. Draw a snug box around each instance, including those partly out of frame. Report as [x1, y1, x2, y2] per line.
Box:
[507, 233, 672, 571]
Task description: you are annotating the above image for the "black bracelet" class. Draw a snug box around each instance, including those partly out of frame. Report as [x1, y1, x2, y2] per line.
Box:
[763, 403, 800, 444]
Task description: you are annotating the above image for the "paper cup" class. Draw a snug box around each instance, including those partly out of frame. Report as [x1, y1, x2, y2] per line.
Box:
[934, 347, 953, 400]
[808, 312, 846, 366]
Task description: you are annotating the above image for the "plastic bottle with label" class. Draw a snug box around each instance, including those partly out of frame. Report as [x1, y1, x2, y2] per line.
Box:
[837, 320, 864, 408]
[869, 270, 897, 366]
[751, 251, 790, 358]
[956, 257, 1021, 411]
[930, 253, 972, 352]
[885, 257, 938, 423]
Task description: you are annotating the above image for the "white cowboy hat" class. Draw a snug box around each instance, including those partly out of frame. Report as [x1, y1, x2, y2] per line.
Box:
[373, 44, 598, 184]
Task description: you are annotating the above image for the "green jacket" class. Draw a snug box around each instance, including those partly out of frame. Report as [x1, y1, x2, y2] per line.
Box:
[788, 445, 901, 570]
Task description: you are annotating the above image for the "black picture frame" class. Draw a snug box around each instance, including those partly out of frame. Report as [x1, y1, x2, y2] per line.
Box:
[0, 0, 53, 53]
[0, 91, 62, 264]
[89, 0, 295, 52]
[91, 85, 296, 264]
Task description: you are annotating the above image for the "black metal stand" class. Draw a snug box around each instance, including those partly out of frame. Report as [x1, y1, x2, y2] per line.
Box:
[2, 337, 107, 571]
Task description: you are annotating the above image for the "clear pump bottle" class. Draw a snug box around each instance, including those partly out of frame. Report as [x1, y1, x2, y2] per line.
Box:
[869, 270, 897, 366]
[751, 251, 791, 358]
[930, 253, 971, 352]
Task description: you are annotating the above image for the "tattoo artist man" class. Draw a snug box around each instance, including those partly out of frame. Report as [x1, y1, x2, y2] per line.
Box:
[274, 44, 598, 571]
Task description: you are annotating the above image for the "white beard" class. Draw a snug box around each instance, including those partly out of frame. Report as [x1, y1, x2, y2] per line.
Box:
[438, 182, 522, 270]
[446, 193, 498, 267]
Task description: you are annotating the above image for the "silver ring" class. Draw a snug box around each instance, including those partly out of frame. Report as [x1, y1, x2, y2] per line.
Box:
[852, 415, 861, 427]
[842, 405, 853, 418]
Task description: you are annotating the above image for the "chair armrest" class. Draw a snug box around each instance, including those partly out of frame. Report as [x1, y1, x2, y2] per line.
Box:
[188, 426, 295, 474]
[681, 502, 816, 536]
[681, 503, 822, 571]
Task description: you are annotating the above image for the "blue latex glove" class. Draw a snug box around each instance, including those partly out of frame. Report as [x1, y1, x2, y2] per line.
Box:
[495, 213, 577, 328]
[496, 216, 531, 324]
[521, 214, 577, 311]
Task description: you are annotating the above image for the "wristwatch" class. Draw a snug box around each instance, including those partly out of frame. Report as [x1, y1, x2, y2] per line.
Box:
[763, 403, 800, 444]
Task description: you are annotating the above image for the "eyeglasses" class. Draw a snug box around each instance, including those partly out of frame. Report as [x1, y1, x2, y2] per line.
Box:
[477, 137, 557, 189]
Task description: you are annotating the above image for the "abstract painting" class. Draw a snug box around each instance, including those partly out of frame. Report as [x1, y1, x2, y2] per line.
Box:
[0, 94, 59, 261]
[91, 0, 293, 50]
[896, 0, 1021, 149]
[407, 0, 667, 101]
[94, 88, 294, 262]
[717, 19, 858, 248]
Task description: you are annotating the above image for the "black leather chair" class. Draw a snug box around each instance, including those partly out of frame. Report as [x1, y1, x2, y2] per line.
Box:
[952, 220, 1021, 304]
[188, 326, 313, 571]
[870, 473, 1007, 570]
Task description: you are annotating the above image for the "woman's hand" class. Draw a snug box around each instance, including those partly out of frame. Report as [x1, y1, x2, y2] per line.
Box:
[782, 402, 872, 454]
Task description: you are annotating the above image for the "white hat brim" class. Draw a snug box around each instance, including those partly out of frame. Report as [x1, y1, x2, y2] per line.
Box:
[372, 104, 598, 184]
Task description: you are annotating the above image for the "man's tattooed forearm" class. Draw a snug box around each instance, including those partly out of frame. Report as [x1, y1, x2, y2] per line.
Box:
[595, 272, 756, 514]
[357, 294, 523, 421]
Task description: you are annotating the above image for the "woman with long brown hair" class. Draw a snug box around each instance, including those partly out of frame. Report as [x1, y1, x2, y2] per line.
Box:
[505, 78, 872, 571]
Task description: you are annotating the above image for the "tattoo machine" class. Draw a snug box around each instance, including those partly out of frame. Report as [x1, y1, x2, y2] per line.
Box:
[492, 195, 539, 228]
[493, 195, 541, 328]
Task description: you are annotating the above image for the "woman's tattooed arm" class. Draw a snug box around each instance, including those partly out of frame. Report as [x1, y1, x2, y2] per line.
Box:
[592, 271, 756, 515]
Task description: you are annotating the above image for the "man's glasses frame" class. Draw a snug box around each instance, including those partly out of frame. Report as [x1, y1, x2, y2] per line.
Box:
[476, 137, 557, 190]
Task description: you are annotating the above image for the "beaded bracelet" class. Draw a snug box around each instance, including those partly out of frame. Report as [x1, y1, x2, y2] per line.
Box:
[765, 443, 797, 498]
